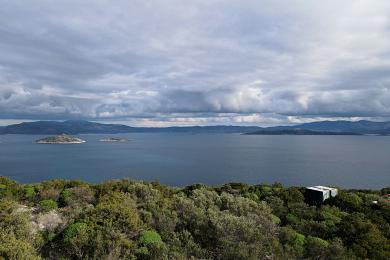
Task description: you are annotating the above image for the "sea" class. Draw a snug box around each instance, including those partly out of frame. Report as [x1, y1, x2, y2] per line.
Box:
[0, 133, 389, 189]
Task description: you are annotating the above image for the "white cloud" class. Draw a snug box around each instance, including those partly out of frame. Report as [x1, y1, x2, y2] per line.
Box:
[0, 0, 390, 125]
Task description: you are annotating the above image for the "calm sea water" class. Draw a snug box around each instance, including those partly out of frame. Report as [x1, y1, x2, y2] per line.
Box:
[0, 134, 389, 188]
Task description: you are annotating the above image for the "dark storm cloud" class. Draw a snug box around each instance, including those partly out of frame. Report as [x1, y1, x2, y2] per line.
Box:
[1, 0, 390, 126]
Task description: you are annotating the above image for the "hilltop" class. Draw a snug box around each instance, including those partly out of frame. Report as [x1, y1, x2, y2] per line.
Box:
[1, 120, 390, 135]
[267, 120, 390, 135]
[0, 176, 389, 259]
[244, 129, 362, 135]
[0, 120, 261, 135]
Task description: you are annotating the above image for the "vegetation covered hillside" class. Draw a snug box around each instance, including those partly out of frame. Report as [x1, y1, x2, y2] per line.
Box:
[0, 177, 389, 259]
[35, 135, 85, 144]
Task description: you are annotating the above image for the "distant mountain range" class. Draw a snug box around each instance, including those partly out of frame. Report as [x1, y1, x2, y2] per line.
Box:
[270, 120, 390, 135]
[244, 129, 362, 135]
[0, 120, 260, 134]
[0, 120, 389, 135]
[1, 120, 137, 135]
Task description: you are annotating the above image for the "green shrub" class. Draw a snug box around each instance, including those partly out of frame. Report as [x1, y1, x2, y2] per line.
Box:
[272, 214, 281, 224]
[24, 185, 36, 200]
[136, 246, 149, 256]
[59, 188, 73, 206]
[0, 176, 20, 199]
[280, 227, 304, 246]
[63, 222, 88, 244]
[0, 231, 41, 260]
[335, 192, 363, 210]
[40, 199, 58, 212]
[286, 213, 299, 224]
[63, 222, 90, 258]
[305, 236, 329, 258]
[139, 230, 162, 246]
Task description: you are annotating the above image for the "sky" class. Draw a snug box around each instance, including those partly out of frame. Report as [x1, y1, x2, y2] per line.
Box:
[1, 0, 390, 127]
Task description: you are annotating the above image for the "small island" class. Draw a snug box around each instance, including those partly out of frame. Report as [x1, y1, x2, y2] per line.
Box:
[99, 137, 129, 142]
[35, 134, 85, 144]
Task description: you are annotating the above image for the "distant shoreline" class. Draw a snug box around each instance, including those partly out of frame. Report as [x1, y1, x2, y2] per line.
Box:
[1, 119, 390, 135]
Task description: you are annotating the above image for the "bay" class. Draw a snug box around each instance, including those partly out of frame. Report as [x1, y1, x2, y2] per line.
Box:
[0, 133, 389, 188]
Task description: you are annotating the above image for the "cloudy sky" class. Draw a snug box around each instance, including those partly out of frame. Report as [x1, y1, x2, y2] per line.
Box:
[1, 0, 390, 126]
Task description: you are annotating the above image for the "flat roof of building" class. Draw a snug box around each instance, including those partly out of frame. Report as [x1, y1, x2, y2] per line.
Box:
[306, 186, 337, 192]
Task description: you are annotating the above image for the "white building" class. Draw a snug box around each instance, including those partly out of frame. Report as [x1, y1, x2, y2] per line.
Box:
[306, 186, 338, 202]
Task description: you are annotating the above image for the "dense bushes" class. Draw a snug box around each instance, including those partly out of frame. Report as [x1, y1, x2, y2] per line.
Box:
[0, 177, 389, 259]
[40, 200, 58, 212]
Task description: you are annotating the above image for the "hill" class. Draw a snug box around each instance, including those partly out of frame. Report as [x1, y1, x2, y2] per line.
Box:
[270, 120, 390, 135]
[1, 119, 390, 135]
[244, 129, 361, 135]
[0, 120, 137, 135]
[0, 120, 261, 134]
[0, 176, 389, 259]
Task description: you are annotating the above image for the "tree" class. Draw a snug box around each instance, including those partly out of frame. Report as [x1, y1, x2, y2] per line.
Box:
[279, 227, 305, 258]
[0, 231, 41, 260]
[333, 192, 363, 211]
[305, 236, 329, 259]
[338, 213, 390, 259]
[63, 222, 89, 259]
